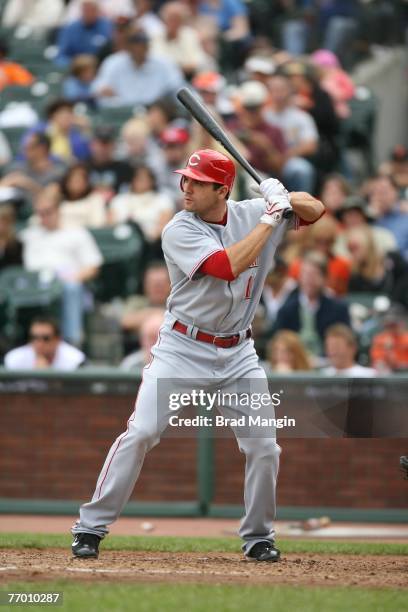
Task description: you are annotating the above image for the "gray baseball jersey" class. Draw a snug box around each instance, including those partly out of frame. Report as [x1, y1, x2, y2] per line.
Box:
[72, 195, 292, 555]
[162, 197, 290, 333]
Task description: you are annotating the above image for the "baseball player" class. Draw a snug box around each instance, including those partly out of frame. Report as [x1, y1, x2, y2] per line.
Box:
[71, 149, 324, 561]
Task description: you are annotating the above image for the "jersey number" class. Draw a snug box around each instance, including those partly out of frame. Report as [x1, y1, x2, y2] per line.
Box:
[244, 275, 254, 300]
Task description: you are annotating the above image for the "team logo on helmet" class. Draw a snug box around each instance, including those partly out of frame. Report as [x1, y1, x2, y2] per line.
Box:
[188, 153, 201, 166]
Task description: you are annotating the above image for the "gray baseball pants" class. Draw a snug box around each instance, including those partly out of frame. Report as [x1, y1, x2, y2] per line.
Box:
[72, 320, 281, 554]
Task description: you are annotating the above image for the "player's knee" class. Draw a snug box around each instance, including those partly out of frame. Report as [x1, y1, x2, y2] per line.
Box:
[241, 439, 281, 459]
[132, 425, 159, 449]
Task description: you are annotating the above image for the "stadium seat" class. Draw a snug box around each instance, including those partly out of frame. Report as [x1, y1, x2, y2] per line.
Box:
[1, 85, 34, 103]
[2, 78, 59, 102]
[0, 266, 63, 345]
[344, 292, 378, 310]
[0, 125, 27, 156]
[1, 84, 44, 113]
[0, 25, 16, 42]
[88, 224, 146, 303]
[9, 33, 49, 61]
[94, 106, 137, 135]
[4, 29, 59, 80]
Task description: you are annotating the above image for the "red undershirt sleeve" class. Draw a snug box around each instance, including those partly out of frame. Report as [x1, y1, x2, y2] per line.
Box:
[199, 249, 235, 281]
[297, 208, 326, 228]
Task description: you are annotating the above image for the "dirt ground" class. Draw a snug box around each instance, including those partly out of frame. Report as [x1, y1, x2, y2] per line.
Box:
[1, 549, 407, 589]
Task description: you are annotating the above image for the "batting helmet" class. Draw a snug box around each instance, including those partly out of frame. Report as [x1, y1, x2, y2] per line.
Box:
[174, 149, 235, 192]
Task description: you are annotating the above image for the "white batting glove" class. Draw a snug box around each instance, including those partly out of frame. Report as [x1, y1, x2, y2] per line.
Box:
[259, 196, 293, 228]
[259, 178, 290, 203]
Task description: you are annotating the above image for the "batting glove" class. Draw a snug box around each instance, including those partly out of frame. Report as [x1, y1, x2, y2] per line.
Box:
[259, 196, 293, 228]
[259, 178, 290, 203]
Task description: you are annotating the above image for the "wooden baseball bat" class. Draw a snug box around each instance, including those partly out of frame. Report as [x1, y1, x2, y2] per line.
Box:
[176, 87, 293, 218]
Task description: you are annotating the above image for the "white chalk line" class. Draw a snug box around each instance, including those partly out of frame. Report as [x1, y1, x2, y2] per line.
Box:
[0, 564, 243, 577]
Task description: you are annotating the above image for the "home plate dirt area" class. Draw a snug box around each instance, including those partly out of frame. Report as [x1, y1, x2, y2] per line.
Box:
[1, 549, 407, 589]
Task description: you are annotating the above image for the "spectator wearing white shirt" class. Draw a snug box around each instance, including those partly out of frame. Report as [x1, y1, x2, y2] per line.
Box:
[4, 316, 85, 370]
[110, 164, 174, 244]
[59, 163, 107, 229]
[322, 324, 376, 377]
[2, 0, 65, 32]
[64, 0, 164, 35]
[91, 25, 184, 108]
[64, 0, 136, 22]
[133, 0, 165, 38]
[151, 2, 209, 78]
[266, 73, 318, 193]
[262, 257, 296, 328]
[20, 186, 103, 345]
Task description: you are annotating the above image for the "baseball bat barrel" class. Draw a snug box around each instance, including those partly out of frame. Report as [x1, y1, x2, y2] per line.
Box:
[177, 87, 262, 184]
[176, 87, 293, 219]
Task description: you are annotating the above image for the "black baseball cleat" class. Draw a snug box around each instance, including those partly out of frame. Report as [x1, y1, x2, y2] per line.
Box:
[245, 542, 281, 562]
[72, 533, 101, 558]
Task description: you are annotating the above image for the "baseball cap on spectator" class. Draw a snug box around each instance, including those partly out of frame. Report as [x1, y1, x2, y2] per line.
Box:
[310, 49, 340, 69]
[192, 72, 225, 93]
[335, 195, 374, 222]
[390, 145, 408, 162]
[93, 125, 116, 142]
[237, 81, 268, 108]
[160, 125, 190, 146]
[244, 56, 275, 76]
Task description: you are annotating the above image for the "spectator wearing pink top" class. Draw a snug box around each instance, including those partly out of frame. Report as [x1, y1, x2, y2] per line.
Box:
[310, 49, 355, 119]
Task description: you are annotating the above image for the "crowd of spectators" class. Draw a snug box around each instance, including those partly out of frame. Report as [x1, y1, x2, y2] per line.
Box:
[0, 0, 407, 374]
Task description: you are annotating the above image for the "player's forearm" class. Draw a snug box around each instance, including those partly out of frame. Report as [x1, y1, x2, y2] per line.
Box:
[226, 223, 273, 277]
[290, 192, 325, 222]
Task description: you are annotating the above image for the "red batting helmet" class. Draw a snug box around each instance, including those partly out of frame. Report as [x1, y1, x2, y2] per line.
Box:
[174, 149, 235, 192]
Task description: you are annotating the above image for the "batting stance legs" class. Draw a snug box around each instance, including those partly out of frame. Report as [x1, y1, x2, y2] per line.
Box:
[72, 322, 280, 557]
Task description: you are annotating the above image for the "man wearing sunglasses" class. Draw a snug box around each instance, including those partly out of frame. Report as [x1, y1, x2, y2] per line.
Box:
[4, 316, 85, 370]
